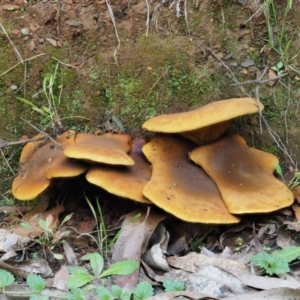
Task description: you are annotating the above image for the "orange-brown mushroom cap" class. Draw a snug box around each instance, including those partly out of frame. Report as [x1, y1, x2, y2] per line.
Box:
[142, 135, 240, 224]
[190, 134, 294, 214]
[142, 98, 264, 144]
[63, 133, 134, 166]
[12, 131, 88, 201]
[86, 138, 152, 203]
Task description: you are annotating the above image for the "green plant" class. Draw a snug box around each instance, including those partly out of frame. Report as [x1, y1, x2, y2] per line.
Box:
[20, 213, 73, 260]
[163, 279, 185, 292]
[67, 252, 139, 290]
[234, 236, 244, 253]
[274, 163, 300, 190]
[95, 278, 184, 300]
[251, 246, 300, 275]
[264, 0, 300, 67]
[86, 197, 141, 258]
[0, 269, 14, 292]
[17, 66, 88, 132]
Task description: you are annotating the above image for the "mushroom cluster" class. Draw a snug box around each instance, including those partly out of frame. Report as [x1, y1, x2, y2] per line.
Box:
[12, 98, 294, 224]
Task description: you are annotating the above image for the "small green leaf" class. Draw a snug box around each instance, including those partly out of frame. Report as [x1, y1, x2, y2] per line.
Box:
[67, 266, 89, 275]
[66, 287, 86, 300]
[272, 246, 300, 263]
[133, 281, 154, 300]
[0, 270, 14, 289]
[81, 253, 92, 261]
[27, 274, 46, 293]
[251, 252, 290, 275]
[99, 260, 139, 278]
[52, 252, 64, 260]
[90, 253, 104, 278]
[67, 273, 94, 289]
[111, 285, 123, 299]
[20, 222, 35, 231]
[38, 219, 52, 234]
[274, 163, 283, 178]
[96, 286, 112, 300]
[277, 61, 284, 70]
[163, 279, 185, 292]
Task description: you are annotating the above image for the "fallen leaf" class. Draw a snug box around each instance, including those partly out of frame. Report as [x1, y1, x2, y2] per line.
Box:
[52, 265, 70, 291]
[235, 287, 300, 299]
[235, 273, 300, 290]
[148, 291, 220, 300]
[292, 204, 300, 221]
[267, 69, 277, 86]
[63, 241, 78, 266]
[111, 209, 166, 290]
[168, 252, 250, 275]
[292, 185, 300, 204]
[142, 223, 170, 271]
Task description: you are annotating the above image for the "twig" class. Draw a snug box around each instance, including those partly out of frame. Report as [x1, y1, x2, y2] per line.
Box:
[279, 79, 291, 144]
[148, 69, 168, 95]
[240, 4, 265, 26]
[0, 149, 14, 174]
[0, 136, 47, 150]
[230, 72, 288, 86]
[51, 56, 78, 69]
[0, 21, 23, 62]
[207, 47, 250, 96]
[145, 0, 150, 36]
[19, 118, 59, 146]
[262, 114, 295, 167]
[106, 0, 121, 64]
[184, 0, 190, 36]
[0, 53, 47, 77]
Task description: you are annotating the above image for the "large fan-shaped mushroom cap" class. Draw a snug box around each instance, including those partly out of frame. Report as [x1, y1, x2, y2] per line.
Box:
[190, 134, 294, 214]
[142, 98, 264, 144]
[86, 138, 152, 203]
[142, 135, 240, 224]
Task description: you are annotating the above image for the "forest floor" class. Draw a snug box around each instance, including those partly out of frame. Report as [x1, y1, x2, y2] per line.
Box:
[1, 0, 300, 299]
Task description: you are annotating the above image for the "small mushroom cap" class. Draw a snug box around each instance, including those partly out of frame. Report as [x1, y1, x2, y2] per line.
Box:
[86, 138, 152, 203]
[12, 131, 88, 201]
[142, 135, 240, 224]
[64, 133, 134, 166]
[190, 134, 294, 214]
[142, 98, 264, 144]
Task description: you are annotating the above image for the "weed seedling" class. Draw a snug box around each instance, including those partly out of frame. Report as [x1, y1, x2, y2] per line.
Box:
[251, 246, 300, 275]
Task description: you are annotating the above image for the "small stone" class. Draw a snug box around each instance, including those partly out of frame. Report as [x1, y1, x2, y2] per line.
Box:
[229, 62, 238, 67]
[46, 38, 57, 47]
[10, 85, 18, 91]
[20, 28, 30, 36]
[223, 53, 233, 60]
[29, 40, 35, 51]
[248, 66, 259, 73]
[241, 58, 255, 68]
[240, 68, 248, 75]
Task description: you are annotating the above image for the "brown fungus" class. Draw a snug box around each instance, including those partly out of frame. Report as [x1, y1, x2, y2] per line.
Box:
[142, 135, 240, 224]
[63, 132, 134, 166]
[86, 138, 152, 204]
[142, 98, 264, 144]
[190, 134, 294, 214]
[12, 131, 87, 201]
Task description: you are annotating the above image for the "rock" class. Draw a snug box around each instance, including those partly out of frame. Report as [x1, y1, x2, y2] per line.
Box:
[20, 28, 29, 36]
[240, 59, 255, 68]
